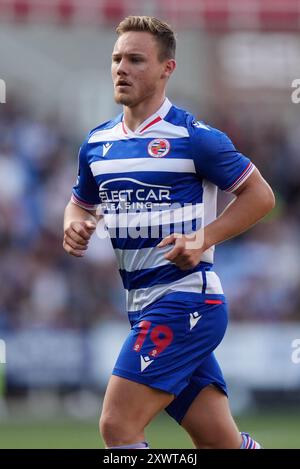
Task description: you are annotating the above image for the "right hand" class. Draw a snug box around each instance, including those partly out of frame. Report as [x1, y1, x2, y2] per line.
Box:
[63, 220, 96, 257]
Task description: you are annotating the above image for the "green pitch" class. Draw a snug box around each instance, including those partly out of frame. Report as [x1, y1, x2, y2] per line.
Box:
[0, 410, 299, 449]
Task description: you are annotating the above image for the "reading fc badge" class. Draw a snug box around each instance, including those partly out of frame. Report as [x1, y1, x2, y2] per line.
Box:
[148, 139, 170, 158]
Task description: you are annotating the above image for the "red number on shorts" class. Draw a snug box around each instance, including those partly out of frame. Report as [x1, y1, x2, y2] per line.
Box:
[132, 322, 174, 357]
[132, 320, 151, 352]
[149, 325, 174, 357]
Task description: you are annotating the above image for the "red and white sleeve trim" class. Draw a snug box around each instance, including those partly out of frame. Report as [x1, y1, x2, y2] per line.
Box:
[71, 192, 99, 211]
[225, 163, 255, 193]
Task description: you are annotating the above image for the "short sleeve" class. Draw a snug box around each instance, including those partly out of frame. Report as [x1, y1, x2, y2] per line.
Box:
[71, 141, 100, 211]
[190, 120, 255, 192]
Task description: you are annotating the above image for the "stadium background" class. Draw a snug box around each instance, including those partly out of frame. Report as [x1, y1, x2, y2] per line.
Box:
[0, 0, 300, 449]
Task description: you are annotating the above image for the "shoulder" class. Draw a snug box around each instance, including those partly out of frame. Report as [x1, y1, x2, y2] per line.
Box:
[187, 118, 236, 156]
[77, 114, 123, 153]
[87, 114, 122, 140]
[78, 114, 122, 163]
[81, 113, 122, 145]
[166, 103, 228, 148]
[164, 103, 191, 128]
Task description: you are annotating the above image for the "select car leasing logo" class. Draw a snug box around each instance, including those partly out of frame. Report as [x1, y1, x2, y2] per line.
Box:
[0, 339, 6, 364]
[0, 79, 6, 104]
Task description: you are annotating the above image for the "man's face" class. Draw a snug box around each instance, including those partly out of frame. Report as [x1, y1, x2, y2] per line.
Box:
[111, 31, 173, 107]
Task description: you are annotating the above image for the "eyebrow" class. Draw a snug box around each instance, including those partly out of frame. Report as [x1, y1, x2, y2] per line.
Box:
[112, 52, 146, 58]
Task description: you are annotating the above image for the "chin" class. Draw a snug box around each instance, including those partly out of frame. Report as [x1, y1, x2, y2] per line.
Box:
[114, 93, 135, 107]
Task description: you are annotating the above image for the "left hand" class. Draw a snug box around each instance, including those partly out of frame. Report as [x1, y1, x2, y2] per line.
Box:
[157, 231, 205, 271]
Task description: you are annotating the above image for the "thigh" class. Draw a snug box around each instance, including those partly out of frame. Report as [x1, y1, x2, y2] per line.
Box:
[181, 385, 241, 449]
[165, 352, 227, 424]
[101, 375, 174, 429]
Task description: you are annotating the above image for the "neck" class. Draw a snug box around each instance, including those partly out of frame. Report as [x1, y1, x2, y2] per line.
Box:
[123, 93, 166, 132]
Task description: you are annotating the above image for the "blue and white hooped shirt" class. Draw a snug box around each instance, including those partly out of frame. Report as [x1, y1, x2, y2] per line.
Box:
[72, 98, 254, 313]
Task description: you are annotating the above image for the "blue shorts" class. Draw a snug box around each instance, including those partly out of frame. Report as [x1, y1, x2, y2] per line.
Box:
[112, 292, 228, 424]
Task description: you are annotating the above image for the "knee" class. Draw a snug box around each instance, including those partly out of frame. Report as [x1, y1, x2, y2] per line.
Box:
[99, 413, 122, 446]
[99, 413, 143, 448]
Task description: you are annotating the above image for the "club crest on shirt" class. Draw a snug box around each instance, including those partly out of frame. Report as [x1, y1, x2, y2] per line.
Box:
[148, 138, 170, 158]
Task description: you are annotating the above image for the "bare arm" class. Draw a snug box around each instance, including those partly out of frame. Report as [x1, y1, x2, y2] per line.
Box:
[158, 168, 275, 270]
[63, 200, 101, 257]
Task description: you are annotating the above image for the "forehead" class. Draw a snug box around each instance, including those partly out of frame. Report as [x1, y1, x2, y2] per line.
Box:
[113, 31, 159, 55]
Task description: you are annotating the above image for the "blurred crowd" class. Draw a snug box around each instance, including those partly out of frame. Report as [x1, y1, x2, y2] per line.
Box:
[0, 96, 299, 332]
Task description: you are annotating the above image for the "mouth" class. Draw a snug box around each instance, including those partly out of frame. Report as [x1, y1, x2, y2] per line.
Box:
[116, 80, 132, 87]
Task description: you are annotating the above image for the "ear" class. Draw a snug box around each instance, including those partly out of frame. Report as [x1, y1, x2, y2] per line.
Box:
[161, 59, 176, 79]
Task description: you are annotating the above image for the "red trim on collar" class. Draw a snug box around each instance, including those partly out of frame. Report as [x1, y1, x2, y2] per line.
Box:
[140, 116, 162, 133]
[122, 120, 128, 135]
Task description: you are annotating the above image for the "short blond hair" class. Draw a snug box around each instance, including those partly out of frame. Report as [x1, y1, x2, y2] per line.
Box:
[116, 16, 176, 61]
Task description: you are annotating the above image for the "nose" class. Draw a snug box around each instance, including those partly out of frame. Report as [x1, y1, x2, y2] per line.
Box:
[116, 58, 129, 77]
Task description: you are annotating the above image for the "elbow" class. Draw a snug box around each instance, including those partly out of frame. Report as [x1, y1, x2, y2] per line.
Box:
[262, 185, 276, 215]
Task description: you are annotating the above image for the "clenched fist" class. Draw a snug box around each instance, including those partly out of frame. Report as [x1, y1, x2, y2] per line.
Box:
[157, 231, 205, 271]
[63, 220, 96, 257]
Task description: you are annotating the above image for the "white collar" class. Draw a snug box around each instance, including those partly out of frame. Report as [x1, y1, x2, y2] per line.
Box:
[122, 98, 172, 136]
